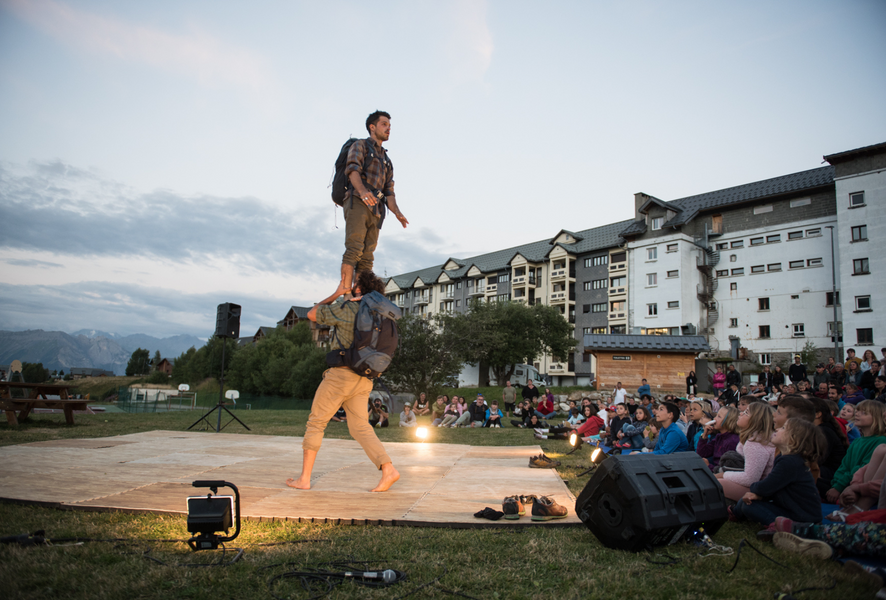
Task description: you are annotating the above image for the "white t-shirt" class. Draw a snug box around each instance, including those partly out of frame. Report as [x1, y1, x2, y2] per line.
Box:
[612, 388, 627, 404]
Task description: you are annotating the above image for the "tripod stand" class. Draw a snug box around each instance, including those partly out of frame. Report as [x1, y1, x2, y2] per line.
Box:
[188, 339, 250, 432]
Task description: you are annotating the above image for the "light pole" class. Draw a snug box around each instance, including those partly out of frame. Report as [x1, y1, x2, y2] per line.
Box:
[826, 226, 839, 361]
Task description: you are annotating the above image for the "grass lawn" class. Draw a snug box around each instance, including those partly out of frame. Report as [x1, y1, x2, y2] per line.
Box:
[0, 409, 877, 600]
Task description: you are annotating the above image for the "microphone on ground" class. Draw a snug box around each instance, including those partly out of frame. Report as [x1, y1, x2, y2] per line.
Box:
[341, 569, 397, 584]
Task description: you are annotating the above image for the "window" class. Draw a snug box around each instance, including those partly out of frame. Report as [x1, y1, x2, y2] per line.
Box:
[667, 301, 679, 309]
[498, 273, 510, 283]
[610, 325, 626, 334]
[856, 296, 871, 311]
[858, 328, 874, 345]
[852, 225, 868, 242]
[731, 268, 744, 276]
[647, 303, 658, 316]
[611, 251, 626, 263]
[759, 298, 770, 311]
[793, 324, 805, 337]
[754, 204, 773, 215]
[767, 263, 782, 272]
[849, 191, 865, 207]
[751, 265, 765, 274]
[806, 228, 821, 237]
[730, 254, 737, 262]
[730, 282, 738, 291]
[730, 318, 738, 328]
[667, 270, 679, 278]
[807, 258, 822, 267]
[716, 242, 728, 250]
[456, 281, 462, 289]
[828, 321, 843, 337]
[789, 260, 804, 269]
[666, 243, 678, 253]
[760, 353, 772, 365]
[583, 327, 592, 335]
[496, 293, 511, 302]
[455, 299, 461, 307]
[766, 234, 781, 243]
[646, 273, 657, 286]
[853, 258, 870, 275]
[651, 217, 663, 230]
[750, 237, 764, 246]
[731, 240, 744, 249]
[647, 247, 658, 260]
[716, 269, 729, 277]
[790, 198, 811, 208]
[826, 292, 840, 306]
[592, 303, 606, 313]
[589, 279, 606, 290]
[788, 231, 803, 240]
[582, 304, 590, 313]
[592, 327, 607, 334]
[467, 279, 473, 288]
[586, 255, 608, 267]
[610, 301, 625, 312]
[610, 276, 626, 287]
[759, 325, 771, 338]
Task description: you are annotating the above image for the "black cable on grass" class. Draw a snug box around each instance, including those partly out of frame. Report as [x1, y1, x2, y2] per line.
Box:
[392, 566, 482, 600]
[265, 558, 407, 600]
[645, 551, 681, 566]
[726, 538, 790, 573]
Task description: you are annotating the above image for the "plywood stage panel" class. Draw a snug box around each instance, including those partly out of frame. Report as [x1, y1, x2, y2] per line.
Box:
[0, 431, 581, 527]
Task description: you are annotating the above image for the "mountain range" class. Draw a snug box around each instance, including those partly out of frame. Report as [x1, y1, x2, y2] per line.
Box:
[0, 330, 206, 376]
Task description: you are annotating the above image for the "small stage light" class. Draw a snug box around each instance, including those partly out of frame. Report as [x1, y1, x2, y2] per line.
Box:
[566, 431, 583, 455]
[187, 480, 241, 552]
[416, 427, 428, 441]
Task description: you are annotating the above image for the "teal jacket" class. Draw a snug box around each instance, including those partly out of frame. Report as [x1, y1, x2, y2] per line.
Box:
[830, 435, 886, 492]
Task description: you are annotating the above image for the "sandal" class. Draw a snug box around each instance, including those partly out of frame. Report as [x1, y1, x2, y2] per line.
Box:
[826, 504, 863, 522]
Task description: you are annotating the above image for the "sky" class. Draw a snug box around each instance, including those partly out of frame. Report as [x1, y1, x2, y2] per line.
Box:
[1, 0, 884, 340]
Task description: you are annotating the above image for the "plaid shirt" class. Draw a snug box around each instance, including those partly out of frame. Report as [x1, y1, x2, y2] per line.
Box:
[317, 298, 359, 350]
[345, 138, 395, 199]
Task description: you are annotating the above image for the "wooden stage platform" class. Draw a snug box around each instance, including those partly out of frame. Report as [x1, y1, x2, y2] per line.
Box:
[0, 431, 581, 527]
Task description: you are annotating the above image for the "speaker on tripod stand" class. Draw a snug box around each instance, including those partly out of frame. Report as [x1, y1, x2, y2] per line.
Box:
[188, 303, 250, 433]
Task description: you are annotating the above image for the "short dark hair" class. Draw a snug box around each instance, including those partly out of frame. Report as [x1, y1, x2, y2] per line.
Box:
[365, 110, 391, 133]
[660, 401, 680, 423]
[355, 271, 386, 295]
[777, 395, 815, 422]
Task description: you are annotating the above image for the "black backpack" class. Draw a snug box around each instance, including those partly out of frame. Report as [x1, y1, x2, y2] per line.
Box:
[327, 291, 402, 378]
[331, 138, 391, 206]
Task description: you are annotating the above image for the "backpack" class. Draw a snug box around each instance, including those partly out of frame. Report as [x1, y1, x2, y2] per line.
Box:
[327, 291, 402, 378]
[331, 138, 391, 206]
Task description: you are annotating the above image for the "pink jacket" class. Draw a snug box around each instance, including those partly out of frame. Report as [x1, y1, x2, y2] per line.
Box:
[722, 439, 776, 487]
[713, 372, 727, 390]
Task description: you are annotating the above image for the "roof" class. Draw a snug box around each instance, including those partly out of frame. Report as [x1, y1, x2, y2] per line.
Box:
[287, 306, 310, 319]
[620, 166, 834, 235]
[387, 219, 633, 287]
[824, 141, 886, 164]
[582, 334, 711, 353]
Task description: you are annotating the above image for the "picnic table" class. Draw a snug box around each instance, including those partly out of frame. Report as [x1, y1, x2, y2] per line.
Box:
[0, 382, 88, 425]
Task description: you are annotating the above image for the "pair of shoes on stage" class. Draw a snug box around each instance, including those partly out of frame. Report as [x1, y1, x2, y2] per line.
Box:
[473, 507, 505, 521]
[502, 495, 568, 521]
[528, 454, 560, 468]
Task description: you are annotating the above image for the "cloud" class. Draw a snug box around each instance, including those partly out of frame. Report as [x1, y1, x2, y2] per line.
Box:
[4, 257, 63, 268]
[2, 0, 275, 95]
[445, 0, 494, 86]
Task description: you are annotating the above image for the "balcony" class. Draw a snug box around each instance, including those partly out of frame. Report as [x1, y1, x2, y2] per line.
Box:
[609, 263, 626, 271]
[512, 275, 538, 287]
[468, 284, 486, 296]
[551, 269, 567, 281]
[550, 291, 567, 304]
[608, 287, 626, 295]
[414, 295, 430, 305]
[442, 290, 454, 299]
[484, 283, 498, 295]
[514, 296, 528, 303]
[549, 363, 569, 374]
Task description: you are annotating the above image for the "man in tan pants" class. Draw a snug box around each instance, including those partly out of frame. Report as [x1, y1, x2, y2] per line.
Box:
[286, 271, 400, 492]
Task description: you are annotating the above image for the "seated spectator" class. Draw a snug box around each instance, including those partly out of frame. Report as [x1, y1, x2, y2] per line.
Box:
[430, 395, 448, 426]
[484, 401, 503, 428]
[616, 405, 652, 450]
[534, 394, 555, 421]
[837, 403, 862, 443]
[845, 361, 863, 389]
[809, 396, 849, 496]
[630, 402, 688, 455]
[368, 398, 389, 428]
[439, 398, 461, 428]
[731, 418, 825, 526]
[601, 403, 632, 444]
[873, 375, 886, 403]
[830, 363, 846, 392]
[716, 403, 776, 501]
[511, 399, 533, 427]
[565, 406, 585, 428]
[682, 399, 712, 450]
[330, 407, 347, 423]
[825, 400, 886, 508]
[812, 363, 830, 390]
[399, 403, 417, 427]
[534, 410, 604, 442]
[775, 395, 815, 429]
[842, 383, 866, 406]
[413, 392, 430, 417]
[738, 394, 766, 412]
[837, 444, 886, 514]
[861, 349, 877, 373]
[749, 382, 767, 398]
[764, 384, 783, 406]
[697, 406, 740, 472]
[814, 382, 829, 400]
[721, 383, 741, 407]
[466, 394, 488, 427]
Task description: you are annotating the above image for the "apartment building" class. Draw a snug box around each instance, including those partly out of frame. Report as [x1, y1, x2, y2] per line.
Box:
[825, 142, 886, 354]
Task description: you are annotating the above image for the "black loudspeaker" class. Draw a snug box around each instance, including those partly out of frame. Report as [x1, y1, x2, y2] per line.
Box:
[215, 303, 241, 338]
[575, 452, 728, 552]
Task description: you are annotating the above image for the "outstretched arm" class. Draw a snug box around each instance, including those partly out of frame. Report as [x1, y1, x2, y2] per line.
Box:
[386, 195, 408, 228]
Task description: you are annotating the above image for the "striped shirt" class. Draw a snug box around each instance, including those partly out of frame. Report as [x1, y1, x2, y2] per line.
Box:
[345, 138, 395, 199]
[317, 298, 359, 350]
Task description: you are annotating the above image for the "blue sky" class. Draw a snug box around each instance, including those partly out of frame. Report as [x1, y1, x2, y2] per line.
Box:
[1, 0, 884, 339]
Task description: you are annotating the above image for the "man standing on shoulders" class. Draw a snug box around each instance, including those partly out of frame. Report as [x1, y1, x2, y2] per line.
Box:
[338, 111, 409, 292]
[789, 355, 808, 386]
[502, 381, 517, 417]
[286, 271, 399, 493]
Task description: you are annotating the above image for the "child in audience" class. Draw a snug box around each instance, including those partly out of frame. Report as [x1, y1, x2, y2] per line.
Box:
[399, 403, 417, 427]
[439, 398, 461, 428]
[731, 418, 825, 525]
[535, 409, 604, 441]
[683, 399, 710, 450]
[838, 444, 886, 513]
[565, 406, 585, 427]
[484, 401, 503, 428]
[602, 403, 632, 444]
[430, 396, 448, 426]
[716, 403, 776, 501]
[837, 403, 861, 443]
[696, 406, 740, 472]
[825, 400, 886, 512]
[810, 396, 849, 496]
[615, 405, 651, 450]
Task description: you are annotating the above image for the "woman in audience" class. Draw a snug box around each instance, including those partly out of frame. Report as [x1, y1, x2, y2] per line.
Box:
[860, 350, 877, 373]
[696, 406, 740, 472]
[809, 396, 849, 496]
[713, 365, 726, 398]
[873, 375, 886, 404]
[413, 392, 430, 417]
[826, 400, 886, 511]
[716, 403, 776, 501]
[510, 400, 534, 427]
[845, 361, 863, 388]
[686, 371, 698, 395]
[772, 365, 786, 388]
[731, 418, 825, 526]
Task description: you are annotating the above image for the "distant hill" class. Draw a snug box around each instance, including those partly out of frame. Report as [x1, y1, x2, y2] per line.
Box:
[0, 330, 206, 375]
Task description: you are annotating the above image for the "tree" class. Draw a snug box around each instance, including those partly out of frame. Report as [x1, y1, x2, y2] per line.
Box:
[446, 300, 576, 385]
[125, 348, 151, 376]
[21, 362, 51, 383]
[152, 350, 162, 371]
[384, 314, 462, 399]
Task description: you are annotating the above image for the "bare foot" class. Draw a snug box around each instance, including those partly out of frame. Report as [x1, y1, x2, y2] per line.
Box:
[371, 465, 400, 492]
[286, 477, 311, 490]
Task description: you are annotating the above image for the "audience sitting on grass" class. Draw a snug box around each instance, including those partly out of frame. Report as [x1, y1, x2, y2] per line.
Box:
[730, 418, 826, 526]
[430, 395, 448, 426]
[467, 394, 488, 427]
[810, 396, 849, 496]
[330, 407, 347, 423]
[485, 401, 504, 428]
[566, 406, 584, 427]
[368, 398, 389, 428]
[836, 443, 886, 515]
[825, 400, 886, 515]
[534, 408, 605, 442]
[843, 383, 866, 406]
[511, 399, 533, 426]
[399, 403, 417, 427]
[438, 398, 461, 428]
[837, 403, 862, 443]
[414, 392, 430, 417]
[696, 406, 740, 472]
[601, 403, 632, 445]
[534, 394, 555, 421]
[683, 399, 712, 451]
[628, 402, 688, 455]
[716, 402, 776, 502]
[615, 405, 652, 450]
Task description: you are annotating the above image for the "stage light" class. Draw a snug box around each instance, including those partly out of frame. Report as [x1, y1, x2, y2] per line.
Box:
[187, 480, 241, 552]
[416, 427, 428, 441]
[590, 446, 603, 464]
[569, 432, 579, 447]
